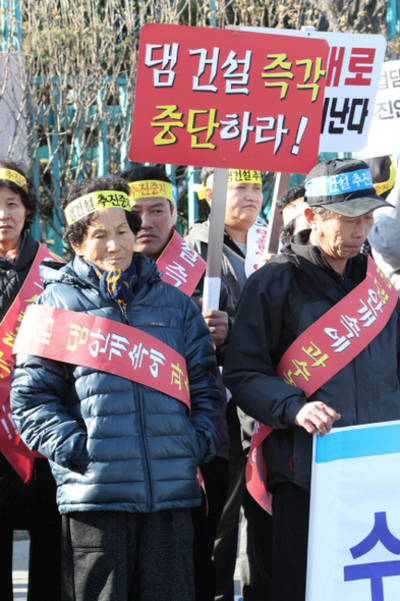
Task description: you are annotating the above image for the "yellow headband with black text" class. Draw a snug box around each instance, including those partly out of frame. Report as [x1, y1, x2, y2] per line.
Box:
[207, 169, 262, 188]
[0, 168, 28, 193]
[64, 191, 131, 225]
[227, 170, 262, 184]
[129, 180, 173, 204]
[195, 169, 263, 199]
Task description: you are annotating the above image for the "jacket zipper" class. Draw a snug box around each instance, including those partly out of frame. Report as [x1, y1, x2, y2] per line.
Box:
[117, 300, 153, 512]
[137, 385, 153, 511]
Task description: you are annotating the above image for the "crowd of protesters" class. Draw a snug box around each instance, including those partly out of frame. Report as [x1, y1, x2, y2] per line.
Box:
[1, 154, 400, 601]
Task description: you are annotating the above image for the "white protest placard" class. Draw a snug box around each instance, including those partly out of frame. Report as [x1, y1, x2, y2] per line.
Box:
[0, 52, 27, 161]
[307, 421, 400, 601]
[237, 27, 386, 154]
[356, 60, 400, 158]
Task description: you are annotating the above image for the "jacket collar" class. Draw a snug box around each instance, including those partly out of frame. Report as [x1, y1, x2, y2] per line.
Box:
[190, 217, 246, 258]
[40, 251, 161, 291]
[285, 229, 367, 294]
[0, 230, 38, 272]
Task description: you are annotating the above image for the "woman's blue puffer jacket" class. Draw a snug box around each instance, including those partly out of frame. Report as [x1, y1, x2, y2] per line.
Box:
[11, 252, 222, 515]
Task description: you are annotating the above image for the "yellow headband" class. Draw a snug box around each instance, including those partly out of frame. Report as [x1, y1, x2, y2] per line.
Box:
[374, 159, 396, 197]
[129, 180, 173, 204]
[282, 197, 307, 227]
[0, 168, 28, 193]
[198, 170, 263, 196]
[64, 191, 131, 226]
[227, 170, 262, 184]
[203, 169, 262, 190]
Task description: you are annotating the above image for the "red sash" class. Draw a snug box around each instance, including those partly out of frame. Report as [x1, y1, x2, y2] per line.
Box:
[157, 232, 209, 497]
[157, 230, 206, 296]
[0, 244, 64, 483]
[13, 306, 191, 411]
[246, 256, 399, 513]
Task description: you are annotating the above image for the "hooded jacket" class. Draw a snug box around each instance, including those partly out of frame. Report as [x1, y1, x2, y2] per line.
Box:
[11, 252, 222, 515]
[223, 231, 400, 493]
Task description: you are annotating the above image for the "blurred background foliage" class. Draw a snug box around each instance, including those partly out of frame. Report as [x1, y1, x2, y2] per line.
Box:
[0, 0, 398, 241]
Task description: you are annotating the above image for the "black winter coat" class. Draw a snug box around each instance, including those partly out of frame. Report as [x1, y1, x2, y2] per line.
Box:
[223, 232, 400, 493]
[0, 231, 59, 529]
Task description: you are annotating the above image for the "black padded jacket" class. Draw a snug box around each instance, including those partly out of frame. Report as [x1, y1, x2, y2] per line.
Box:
[224, 231, 400, 493]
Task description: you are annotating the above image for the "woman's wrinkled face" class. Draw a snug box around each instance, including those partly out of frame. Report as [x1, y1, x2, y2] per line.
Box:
[0, 187, 28, 253]
[72, 207, 135, 272]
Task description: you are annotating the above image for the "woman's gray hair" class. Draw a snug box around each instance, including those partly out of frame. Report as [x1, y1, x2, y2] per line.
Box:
[61, 176, 141, 247]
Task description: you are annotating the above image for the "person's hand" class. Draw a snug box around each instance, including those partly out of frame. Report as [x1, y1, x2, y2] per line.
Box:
[257, 252, 276, 268]
[295, 401, 341, 436]
[202, 308, 229, 346]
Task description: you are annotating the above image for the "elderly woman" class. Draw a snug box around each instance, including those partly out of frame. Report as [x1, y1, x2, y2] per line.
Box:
[11, 175, 221, 601]
[0, 159, 61, 601]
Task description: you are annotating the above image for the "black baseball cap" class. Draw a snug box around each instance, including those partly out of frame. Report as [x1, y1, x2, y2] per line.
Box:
[305, 158, 393, 217]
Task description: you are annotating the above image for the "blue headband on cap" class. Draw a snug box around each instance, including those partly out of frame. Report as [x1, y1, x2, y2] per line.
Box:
[306, 169, 374, 198]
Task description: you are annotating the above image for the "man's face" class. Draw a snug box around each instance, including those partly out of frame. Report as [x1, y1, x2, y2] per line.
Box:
[310, 211, 374, 262]
[132, 196, 174, 261]
[224, 182, 263, 231]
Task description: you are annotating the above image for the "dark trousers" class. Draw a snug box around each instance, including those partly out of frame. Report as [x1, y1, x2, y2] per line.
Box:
[192, 457, 229, 601]
[62, 509, 194, 601]
[272, 483, 310, 601]
[239, 489, 273, 601]
[0, 525, 61, 601]
[213, 403, 248, 601]
[213, 403, 273, 601]
[0, 529, 13, 601]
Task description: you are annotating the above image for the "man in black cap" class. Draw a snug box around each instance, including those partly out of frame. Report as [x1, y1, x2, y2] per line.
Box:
[223, 158, 400, 601]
